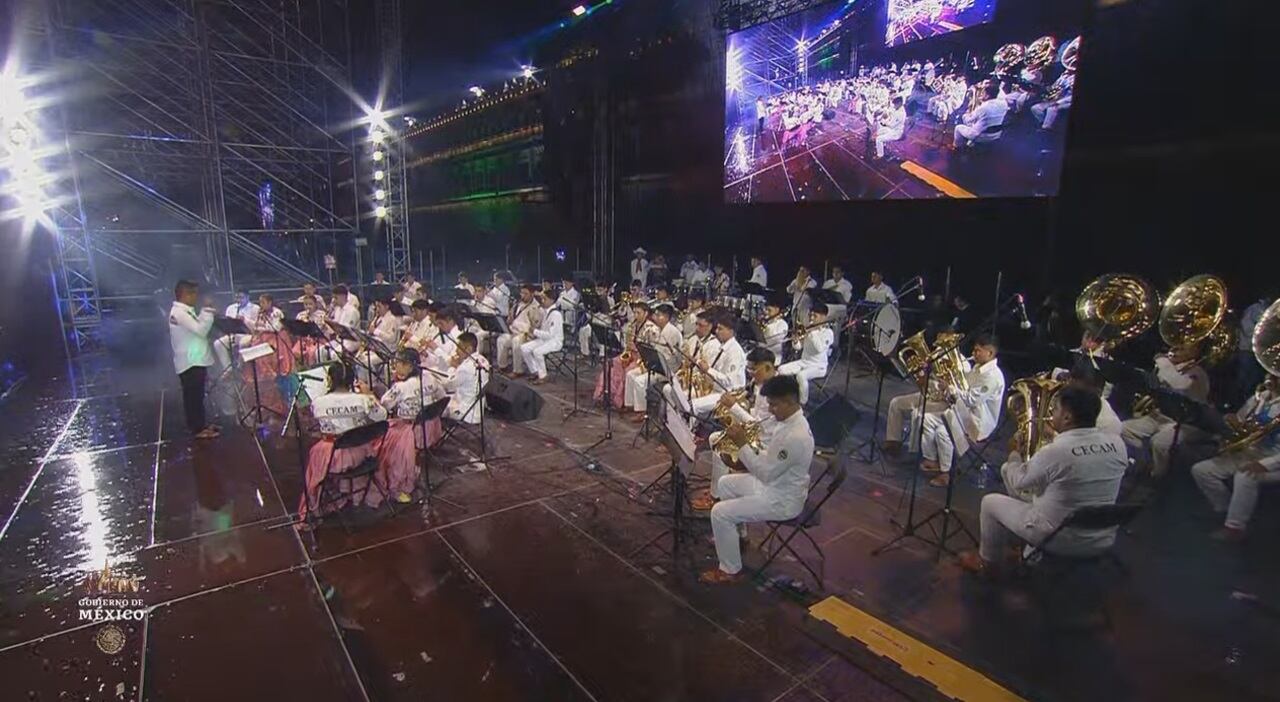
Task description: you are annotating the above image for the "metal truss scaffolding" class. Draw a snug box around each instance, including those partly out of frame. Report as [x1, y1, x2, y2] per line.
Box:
[375, 0, 410, 281]
[714, 0, 833, 32]
[18, 0, 360, 357]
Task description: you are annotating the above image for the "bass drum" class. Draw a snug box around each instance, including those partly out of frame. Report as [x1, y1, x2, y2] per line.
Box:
[852, 303, 901, 357]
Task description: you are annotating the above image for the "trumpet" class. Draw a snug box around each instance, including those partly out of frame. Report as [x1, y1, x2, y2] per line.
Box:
[784, 319, 837, 345]
[711, 390, 764, 464]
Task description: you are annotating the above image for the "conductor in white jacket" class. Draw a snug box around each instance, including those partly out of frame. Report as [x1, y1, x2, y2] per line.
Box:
[701, 375, 815, 585]
[959, 385, 1127, 577]
[169, 280, 220, 440]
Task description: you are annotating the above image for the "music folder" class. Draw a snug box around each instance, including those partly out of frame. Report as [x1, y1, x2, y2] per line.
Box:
[212, 316, 250, 338]
[282, 318, 326, 339]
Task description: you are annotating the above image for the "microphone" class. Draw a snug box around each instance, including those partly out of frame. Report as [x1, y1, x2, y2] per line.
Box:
[917, 276, 926, 302]
[1015, 293, 1031, 330]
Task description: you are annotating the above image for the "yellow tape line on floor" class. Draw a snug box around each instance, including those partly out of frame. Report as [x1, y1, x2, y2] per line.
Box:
[900, 161, 977, 199]
[809, 596, 1025, 702]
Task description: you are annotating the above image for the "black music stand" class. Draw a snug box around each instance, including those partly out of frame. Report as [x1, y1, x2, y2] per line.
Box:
[415, 396, 463, 510]
[281, 318, 326, 368]
[350, 327, 395, 390]
[630, 341, 667, 444]
[851, 349, 899, 475]
[227, 331, 281, 428]
[442, 359, 508, 473]
[465, 311, 505, 366]
[584, 321, 623, 453]
[565, 291, 603, 421]
[629, 403, 700, 562]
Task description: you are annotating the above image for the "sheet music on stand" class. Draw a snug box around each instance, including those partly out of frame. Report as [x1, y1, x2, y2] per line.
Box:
[466, 311, 507, 336]
[281, 318, 325, 341]
[349, 327, 394, 361]
[239, 343, 275, 363]
[665, 403, 696, 474]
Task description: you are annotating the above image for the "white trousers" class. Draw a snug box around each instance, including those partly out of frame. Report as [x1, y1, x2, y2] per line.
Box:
[1121, 414, 1209, 478]
[213, 334, 252, 368]
[496, 334, 528, 373]
[777, 360, 825, 405]
[624, 367, 663, 413]
[520, 339, 561, 379]
[1191, 452, 1280, 530]
[1032, 97, 1072, 129]
[885, 392, 946, 448]
[710, 474, 802, 574]
[578, 325, 593, 356]
[979, 493, 1042, 563]
[875, 128, 903, 158]
[954, 123, 998, 148]
[920, 409, 969, 472]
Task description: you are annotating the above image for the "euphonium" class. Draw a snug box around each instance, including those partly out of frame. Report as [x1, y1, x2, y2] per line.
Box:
[1007, 373, 1063, 461]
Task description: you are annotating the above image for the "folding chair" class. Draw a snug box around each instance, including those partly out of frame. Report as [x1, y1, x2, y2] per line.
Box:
[756, 457, 848, 590]
[314, 420, 391, 532]
[1022, 502, 1144, 629]
[807, 342, 842, 406]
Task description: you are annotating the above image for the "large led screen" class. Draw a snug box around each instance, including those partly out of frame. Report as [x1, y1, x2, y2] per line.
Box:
[724, 1, 1083, 201]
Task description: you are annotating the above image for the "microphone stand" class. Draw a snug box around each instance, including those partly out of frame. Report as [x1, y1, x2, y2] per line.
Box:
[563, 297, 590, 422]
[416, 370, 462, 509]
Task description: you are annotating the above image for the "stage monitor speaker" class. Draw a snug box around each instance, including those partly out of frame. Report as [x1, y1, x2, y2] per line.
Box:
[809, 394, 860, 449]
[484, 375, 544, 422]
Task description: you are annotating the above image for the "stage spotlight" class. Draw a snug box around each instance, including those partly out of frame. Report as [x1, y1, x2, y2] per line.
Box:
[572, 5, 587, 16]
[7, 124, 31, 147]
[554, 249, 567, 262]
[372, 149, 384, 162]
[370, 129, 386, 144]
[374, 188, 386, 201]
[468, 86, 485, 98]
[373, 169, 385, 181]
[521, 65, 535, 80]
[726, 47, 743, 92]
[374, 205, 388, 218]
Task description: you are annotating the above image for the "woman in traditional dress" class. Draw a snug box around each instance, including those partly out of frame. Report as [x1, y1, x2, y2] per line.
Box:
[376, 349, 445, 504]
[297, 362, 386, 522]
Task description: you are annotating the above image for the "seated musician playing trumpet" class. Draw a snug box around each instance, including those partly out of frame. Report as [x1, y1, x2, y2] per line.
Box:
[919, 334, 1005, 487]
[623, 303, 683, 418]
[1191, 373, 1280, 542]
[958, 386, 1128, 579]
[700, 375, 815, 585]
[693, 347, 781, 512]
[777, 302, 834, 406]
[1120, 342, 1212, 478]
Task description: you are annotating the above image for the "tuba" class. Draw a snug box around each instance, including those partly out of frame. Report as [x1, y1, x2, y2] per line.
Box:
[1075, 273, 1159, 353]
[1158, 274, 1235, 368]
[1219, 300, 1280, 453]
[993, 43, 1026, 77]
[1025, 36, 1058, 71]
[1007, 373, 1064, 461]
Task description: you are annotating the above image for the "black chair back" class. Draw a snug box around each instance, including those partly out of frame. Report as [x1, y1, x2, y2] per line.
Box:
[1061, 503, 1144, 531]
[415, 397, 450, 425]
[334, 420, 389, 449]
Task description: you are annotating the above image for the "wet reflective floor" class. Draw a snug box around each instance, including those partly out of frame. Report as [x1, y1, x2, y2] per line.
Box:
[1, 359, 1277, 701]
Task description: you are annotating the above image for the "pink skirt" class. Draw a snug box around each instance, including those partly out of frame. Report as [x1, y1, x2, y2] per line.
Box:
[244, 331, 294, 416]
[593, 358, 633, 409]
[297, 436, 381, 520]
[375, 418, 443, 501]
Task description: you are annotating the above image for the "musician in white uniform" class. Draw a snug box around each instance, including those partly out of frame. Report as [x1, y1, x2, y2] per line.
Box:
[295, 282, 328, 312]
[629, 248, 650, 287]
[953, 82, 1009, 148]
[786, 266, 818, 324]
[693, 347, 782, 512]
[865, 271, 896, 304]
[664, 311, 720, 413]
[361, 299, 403, 385]
[1191, 373, 1280, 541]
[401, 273, 423, 298]
[700, 375, 815, 585]
[749, 256, 768, 289]
[399, 300, 436, 351]
[958, 386, 1127, 578]
[422, 308, 463, 373]
[681, 295, 706, 339]
[324, 285, 361, 358]
[521, 291, 564, 383]
[556, 278, 582, 331]
[444, 332, 488, 425]
[761, 300, 789, 361]
[214, 290, 259, 368]
[919, 334, 1006, 487]
[169, 280, 220, 440]
[687, 314, 747, 417]
[822, 267, 854, 304]
[623, 303, 683, 415]
[778, 302, 835, 405]
[1120, 344, 1212, 478]
[1031, 71, 1074, 130]
[498, 285, 540, 373]
[489, 273, 512, 318]
[874, 96, 906, 159]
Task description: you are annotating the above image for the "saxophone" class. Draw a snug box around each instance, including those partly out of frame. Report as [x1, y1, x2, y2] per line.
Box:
[710, 390, 764, 464]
